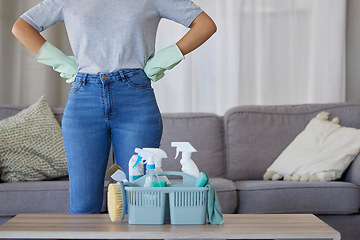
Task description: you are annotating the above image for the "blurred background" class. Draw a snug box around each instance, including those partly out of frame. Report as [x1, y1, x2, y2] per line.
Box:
[0, 0, 359, 115]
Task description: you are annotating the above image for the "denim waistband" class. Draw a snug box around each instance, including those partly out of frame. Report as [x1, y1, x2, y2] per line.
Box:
[75, 69, 143, 83]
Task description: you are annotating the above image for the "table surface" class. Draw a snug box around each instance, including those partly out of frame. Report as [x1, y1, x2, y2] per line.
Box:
[0, 213, 341, 240]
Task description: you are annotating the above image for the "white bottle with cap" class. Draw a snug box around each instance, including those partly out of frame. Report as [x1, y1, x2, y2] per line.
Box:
[128, 155, 144, 182]
[171, 142, 200, 178]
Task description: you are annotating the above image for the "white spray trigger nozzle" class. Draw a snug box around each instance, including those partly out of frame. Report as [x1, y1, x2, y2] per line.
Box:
[134, 148, 158, 169]
[171, 142, 197, 159]
[143, 148, 167, 168]
[175, 148, 180, 159]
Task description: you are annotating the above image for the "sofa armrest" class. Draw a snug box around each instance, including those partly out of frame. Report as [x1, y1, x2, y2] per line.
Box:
[344, 154, 360, 186]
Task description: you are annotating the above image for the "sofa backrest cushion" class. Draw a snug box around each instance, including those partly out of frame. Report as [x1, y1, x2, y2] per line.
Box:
[160, 113, 225, 178]
[0, 104, 118, 183]
[0, 105, 64, 125]
[224, 103, 360, 181]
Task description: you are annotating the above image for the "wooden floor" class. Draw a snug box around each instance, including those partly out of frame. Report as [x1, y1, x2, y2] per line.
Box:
[0, 213, 341, 240]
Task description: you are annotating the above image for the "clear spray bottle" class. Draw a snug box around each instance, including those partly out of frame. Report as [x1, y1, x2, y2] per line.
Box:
[144, 148, 170, 186]
[134, 148, 161, 187]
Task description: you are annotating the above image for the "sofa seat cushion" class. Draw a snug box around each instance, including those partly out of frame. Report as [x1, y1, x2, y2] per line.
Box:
[0, 180, 109, 216]
[235, 180, 360, 214]
[210, 178, 237, 214]
[0, 181, 70, 216]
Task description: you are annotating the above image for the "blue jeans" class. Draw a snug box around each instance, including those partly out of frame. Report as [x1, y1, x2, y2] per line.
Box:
[62, 69, 163, 214]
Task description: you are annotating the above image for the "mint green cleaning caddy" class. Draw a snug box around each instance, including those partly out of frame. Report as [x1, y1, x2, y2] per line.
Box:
[120, 171, 208, 225]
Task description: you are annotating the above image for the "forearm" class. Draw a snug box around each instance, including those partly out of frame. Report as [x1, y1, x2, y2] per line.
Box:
[12, 18, 78, 82]
[176, 12, 217, 56]
[12, 18, 46, 54]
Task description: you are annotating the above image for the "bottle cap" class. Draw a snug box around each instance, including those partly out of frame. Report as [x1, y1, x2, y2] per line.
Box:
[147, 164, 155, 170]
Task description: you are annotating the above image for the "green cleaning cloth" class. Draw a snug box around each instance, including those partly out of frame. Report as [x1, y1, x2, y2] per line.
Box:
[206, 182, 224, 225]
[35, 41, 78, 83]
[144, 44, 184, 82]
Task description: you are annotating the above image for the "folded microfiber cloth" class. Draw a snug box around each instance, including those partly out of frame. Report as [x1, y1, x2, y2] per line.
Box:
[206, 182, 224, 225]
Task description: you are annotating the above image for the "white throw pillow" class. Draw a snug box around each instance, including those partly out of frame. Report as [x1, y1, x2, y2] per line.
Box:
[264, 112, 360, 181]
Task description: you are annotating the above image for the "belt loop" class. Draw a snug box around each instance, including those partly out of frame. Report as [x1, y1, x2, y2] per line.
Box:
[100, 74, 106, 84]
[119, 70, 126, 82]
[82, 73, 88, 86]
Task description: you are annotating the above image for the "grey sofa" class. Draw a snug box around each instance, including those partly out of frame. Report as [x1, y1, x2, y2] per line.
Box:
[1, 102, 360, 240]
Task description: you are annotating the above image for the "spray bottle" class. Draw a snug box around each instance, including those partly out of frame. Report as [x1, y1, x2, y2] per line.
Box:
[171, 142, 200, 178]
[144, 148, 170, 186]
[134, 148, 162, 187]
[128, 155, 144, 182]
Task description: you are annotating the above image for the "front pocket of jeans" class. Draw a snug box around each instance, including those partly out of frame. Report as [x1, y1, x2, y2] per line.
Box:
[125, 70, 151, 89]
[69, 80, 84, 94]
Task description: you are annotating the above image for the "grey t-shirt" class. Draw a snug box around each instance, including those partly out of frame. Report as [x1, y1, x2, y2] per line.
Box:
[21, 0, 203, 74]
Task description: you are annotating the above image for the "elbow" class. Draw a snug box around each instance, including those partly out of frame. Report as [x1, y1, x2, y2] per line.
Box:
[204, 18, 217, 41]
[210, 21, 217, 36]
[200, 12, 217, 38]
[12, 22, 18, 37]
[12, 18, 22, 38]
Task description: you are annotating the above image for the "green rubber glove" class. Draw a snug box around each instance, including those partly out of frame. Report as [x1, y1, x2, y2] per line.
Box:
[35, 41, 78, 83]
[144, 44, 184, 82]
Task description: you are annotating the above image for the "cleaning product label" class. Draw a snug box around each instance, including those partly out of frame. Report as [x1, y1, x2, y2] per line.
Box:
[128, 155, 144, 182]
[129, 167, 144, 182]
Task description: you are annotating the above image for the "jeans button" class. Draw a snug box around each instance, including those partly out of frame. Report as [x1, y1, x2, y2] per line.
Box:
[102, 75, 109, 80]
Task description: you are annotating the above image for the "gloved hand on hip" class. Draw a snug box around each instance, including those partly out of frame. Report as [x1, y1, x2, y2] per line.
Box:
[144, 44, 184, 82]
[35, 41, 78, 83]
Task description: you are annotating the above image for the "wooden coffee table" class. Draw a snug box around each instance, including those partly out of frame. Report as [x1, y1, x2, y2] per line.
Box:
[0, 213, 340, 240]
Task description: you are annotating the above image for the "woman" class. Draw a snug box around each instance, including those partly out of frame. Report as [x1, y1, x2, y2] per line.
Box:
[12, 0, 216, 214]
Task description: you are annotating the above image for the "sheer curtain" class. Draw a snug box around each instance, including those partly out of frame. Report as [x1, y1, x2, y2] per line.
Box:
[153, 0, 347, 115]
[0, 0, 347, 115]
[0, 0, 71, 107]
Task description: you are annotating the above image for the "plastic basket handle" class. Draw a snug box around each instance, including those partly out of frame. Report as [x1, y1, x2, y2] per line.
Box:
[158, 171, 197, 187]
[126, 171, 197, 187]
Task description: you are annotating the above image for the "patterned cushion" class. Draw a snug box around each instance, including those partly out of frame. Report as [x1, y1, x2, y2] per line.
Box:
[0, 96, 68, 182]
